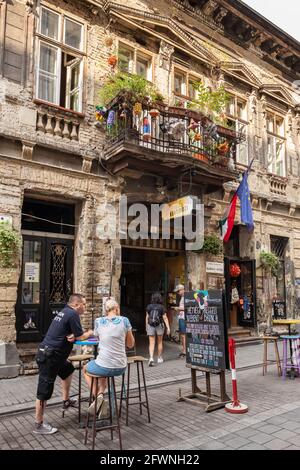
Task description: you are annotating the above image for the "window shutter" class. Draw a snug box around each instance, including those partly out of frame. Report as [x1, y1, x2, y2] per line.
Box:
[3, 1, 26, 83]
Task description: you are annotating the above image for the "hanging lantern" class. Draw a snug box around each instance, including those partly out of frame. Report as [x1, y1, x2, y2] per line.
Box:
[230, 263, 241, 278]
[143, 116, 151, 140]
[104, 35, 114, 47]
[218, 141, 230, 155]
[194, 133, 202, 142]
[107, 110, 115, 127]
[107, 55, 118, 67]
[149, 108, 160, 118]
[133, 102, 142, 116]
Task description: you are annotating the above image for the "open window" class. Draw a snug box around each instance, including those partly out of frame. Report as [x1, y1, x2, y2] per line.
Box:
[36, 5, 84, 112]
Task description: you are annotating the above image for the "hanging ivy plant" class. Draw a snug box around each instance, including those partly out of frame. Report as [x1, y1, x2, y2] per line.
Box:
[0, 223, 20, 268]
[260, 251, 280, 276]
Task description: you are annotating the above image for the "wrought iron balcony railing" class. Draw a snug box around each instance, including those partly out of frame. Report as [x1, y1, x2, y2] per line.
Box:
[102, 93, 244, 171]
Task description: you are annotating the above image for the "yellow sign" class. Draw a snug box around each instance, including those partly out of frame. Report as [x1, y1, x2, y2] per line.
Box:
[162, 196, 194, 221]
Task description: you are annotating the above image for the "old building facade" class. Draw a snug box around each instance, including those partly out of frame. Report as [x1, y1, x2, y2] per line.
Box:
[0, 0, 300, 376]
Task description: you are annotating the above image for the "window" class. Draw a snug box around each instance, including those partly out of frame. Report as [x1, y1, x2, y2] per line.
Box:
[266, 112, 285, 177]
[226, 95, 248, 165]
[173, 70, 199, 98]
[174, 71, 186, 95]
[118, 43, 152, 80]
[136, 54, 151, 79]
[36, 6, 84, 112]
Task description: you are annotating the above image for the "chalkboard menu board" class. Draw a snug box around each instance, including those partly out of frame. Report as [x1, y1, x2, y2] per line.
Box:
[185, 290, 227, 371]
[272, 300, 286, 319]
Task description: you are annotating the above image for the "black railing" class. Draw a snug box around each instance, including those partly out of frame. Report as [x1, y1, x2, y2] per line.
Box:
[103, 94, 243, 168]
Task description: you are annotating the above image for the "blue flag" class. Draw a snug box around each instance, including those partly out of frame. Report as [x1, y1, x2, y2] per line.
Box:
[237, 172, 254, 232]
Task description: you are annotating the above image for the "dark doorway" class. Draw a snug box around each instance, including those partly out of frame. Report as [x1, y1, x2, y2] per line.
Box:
[225, 258, 257, 329]
[16, 198, 75, 342]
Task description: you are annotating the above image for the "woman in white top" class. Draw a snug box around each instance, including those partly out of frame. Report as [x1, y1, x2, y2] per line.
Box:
[83, 299, 135, 416]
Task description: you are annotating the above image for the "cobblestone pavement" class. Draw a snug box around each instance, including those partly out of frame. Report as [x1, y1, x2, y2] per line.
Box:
[2, 349, 300, 451]
[0, 340, 281, 415]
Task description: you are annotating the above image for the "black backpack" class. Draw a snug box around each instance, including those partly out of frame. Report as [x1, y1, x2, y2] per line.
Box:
[148, 307, 161, 327]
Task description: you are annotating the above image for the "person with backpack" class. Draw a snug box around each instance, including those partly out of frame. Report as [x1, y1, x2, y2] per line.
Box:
[146, 293, 170, 366]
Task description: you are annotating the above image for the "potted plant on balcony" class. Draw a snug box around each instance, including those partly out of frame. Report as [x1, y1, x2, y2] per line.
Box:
[188, 81, 229, 122]
[99, 72, 162, 107]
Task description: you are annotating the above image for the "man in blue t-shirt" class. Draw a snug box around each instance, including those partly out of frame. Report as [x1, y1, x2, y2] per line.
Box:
[33, 293, 93, 435]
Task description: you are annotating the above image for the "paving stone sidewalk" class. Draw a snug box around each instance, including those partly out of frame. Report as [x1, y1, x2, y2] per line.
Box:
[0, 340, 280, 415]
[0, 362, 299, 451]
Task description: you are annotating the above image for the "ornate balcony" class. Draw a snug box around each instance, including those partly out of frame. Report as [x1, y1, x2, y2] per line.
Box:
[102, 93, 243, 192]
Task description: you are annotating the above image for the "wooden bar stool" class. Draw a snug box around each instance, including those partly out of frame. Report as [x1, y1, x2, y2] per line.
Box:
[281, 335, 300, 380]
[262, 336, 282, 377]
[84, 372, 122, 450]
[62, 353, 93, 423]
[119, 356, 151, 426]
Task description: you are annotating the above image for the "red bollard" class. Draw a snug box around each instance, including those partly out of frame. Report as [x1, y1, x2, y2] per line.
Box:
[225, 338, 248, 414]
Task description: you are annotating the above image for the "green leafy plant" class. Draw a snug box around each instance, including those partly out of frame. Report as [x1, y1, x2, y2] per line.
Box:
[187, 81, 230, 123]
[99, 72, 162, 106]
[260, 251, 280, 276]
[0, 222, 20, 268]
[194, 234, 223, 255]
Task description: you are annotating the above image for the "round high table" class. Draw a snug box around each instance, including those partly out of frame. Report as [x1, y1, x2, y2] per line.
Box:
[74, 338, 99, 358]
[273, 319, 300, 336]
[273, 319, 300, 378]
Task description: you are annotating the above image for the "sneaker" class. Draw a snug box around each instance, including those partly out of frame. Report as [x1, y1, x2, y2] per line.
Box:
[62, 398, 78, 410]
[148, 358, 154, 367]
[98, 399, 109, 418]
[33, 422, 58, 435]
[88, 393, 104, 416]
[157, 357, 164, 364]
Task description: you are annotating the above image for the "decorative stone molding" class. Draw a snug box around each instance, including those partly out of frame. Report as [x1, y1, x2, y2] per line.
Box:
[265, 201, 273, 211]
[25, 0, 34, 14]
[252, 197, 260, 209]
[82, 156, 93, 173]
[214, 7, 227, 25]
[289, 204, 296, 217]
[159, 40, 174, 71]
[269, 176, 287, 196]
[36, 110, 80, 140]
[202, 0, 219, 17]
[22, 140, 35, 160]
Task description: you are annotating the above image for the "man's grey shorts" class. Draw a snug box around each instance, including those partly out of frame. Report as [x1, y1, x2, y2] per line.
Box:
[146, 323, 165, 336]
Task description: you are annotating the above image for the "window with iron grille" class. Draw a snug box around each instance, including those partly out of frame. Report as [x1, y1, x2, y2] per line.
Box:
[270, 235, 288, 260]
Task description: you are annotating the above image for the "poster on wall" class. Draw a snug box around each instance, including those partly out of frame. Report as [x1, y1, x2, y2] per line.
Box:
[184, 289, 228, 371]
[272, 300, 286, 319]
[24, 262, 40, 283]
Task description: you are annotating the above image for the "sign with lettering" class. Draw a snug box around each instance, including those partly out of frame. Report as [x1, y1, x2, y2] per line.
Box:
[185, 290, 227, 371]
[24, 262, 40, 283]
[96, 286, 110, 296]
[272, 300, 286, 320]
[162, 196, 195, 221]
[206, 262, 224, 275]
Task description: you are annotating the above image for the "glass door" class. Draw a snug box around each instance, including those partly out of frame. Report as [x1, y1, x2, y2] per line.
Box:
[16, 236, 43, 342]
[16, 235, 73, 342]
